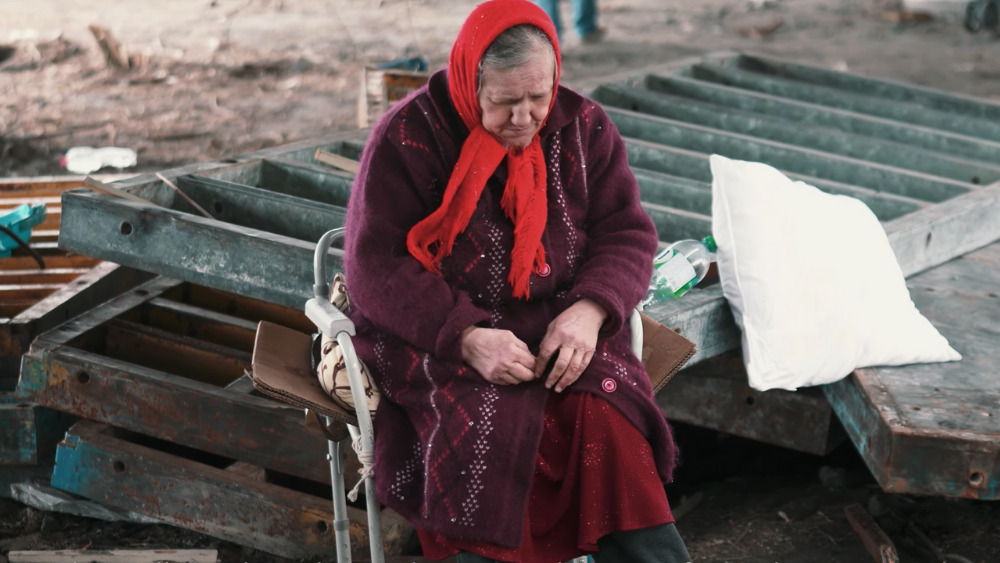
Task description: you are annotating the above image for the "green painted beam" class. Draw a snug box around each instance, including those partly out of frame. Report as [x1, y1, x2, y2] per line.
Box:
[57, 191, 332, 309]
[174, 175, 347, 244]
[611, 111, 972, 203]
[638, 74, 1000, 164]
[634, 169, 712, 216]
[259, 158, 354, 205]
[738, 54, 1000, 120]
[641, 202, 711, 243]
[685, 62, 1000, 143]
[625, 141, 925, 222]
[594, 83, 1000, 185]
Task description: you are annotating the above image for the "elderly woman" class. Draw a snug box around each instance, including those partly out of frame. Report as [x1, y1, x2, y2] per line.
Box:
[342, 1, 690, 561]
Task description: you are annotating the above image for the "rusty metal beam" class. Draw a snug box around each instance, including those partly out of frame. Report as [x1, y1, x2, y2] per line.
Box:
[843, 503, 900, 563]
[15, 276, 342, 485]
[658, 351, 844, 455]
[50, 420, 401, 559]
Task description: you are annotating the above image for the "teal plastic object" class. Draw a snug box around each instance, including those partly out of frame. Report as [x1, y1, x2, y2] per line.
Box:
[0, 203, 47, 257]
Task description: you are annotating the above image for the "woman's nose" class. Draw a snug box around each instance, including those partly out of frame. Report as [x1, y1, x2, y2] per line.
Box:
[511, 102, 532, 127]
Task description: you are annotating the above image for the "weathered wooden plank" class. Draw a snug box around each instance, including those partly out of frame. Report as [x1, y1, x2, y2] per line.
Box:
[8, 549, 218, 563]
[0, 255, 100, 270]
[0, 268, 92, 285]
[0, 174, 132, 195]
[0, 285, 64, 300]
[843, 504, 900, 563]
[0, 196, 62, 209]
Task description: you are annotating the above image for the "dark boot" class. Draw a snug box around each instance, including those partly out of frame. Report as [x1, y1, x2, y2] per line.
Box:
[593, 522, 692, 563]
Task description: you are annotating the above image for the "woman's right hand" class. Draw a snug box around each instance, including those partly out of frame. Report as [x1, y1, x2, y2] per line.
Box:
[461, 326, 537, 385]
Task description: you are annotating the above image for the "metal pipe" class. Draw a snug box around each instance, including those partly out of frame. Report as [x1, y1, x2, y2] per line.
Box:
[327, 427, 353, 563]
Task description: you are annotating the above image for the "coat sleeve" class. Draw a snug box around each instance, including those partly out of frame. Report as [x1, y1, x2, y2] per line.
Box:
[567, 102, 659, 334]
[343, 97, 491, 364]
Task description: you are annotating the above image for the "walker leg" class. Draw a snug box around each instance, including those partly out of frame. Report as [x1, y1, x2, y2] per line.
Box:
[328, 423, 352, 563]
[349, 424, 385, 563]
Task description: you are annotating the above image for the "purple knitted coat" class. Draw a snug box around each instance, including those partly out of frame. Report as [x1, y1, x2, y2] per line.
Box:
[342, 70, 676, 548]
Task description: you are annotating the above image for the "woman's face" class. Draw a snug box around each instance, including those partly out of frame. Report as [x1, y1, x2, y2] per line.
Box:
[478, 45, 556, 150]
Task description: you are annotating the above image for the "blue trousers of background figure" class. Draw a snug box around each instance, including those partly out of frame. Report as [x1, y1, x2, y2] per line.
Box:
[535, 0, 598, 40]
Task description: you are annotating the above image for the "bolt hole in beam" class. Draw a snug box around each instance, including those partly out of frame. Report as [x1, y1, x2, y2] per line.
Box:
[316, 520, 329, 533]
[120, 222, 133, 235]
[745, 396, 756, 406]
[113, 460, 126, 473]
[213, 201, 224, 215]
[77, 371, 90, 384]
[969, 471, 985, 486]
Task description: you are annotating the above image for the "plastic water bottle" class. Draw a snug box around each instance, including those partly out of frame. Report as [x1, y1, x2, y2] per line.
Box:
[641, 235, 717, 309]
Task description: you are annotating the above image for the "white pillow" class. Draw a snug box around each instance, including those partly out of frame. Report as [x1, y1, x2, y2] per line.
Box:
[709, 154, 961, 392]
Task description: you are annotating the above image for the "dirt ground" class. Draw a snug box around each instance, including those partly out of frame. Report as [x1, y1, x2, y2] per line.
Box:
[2, 0, 1000, 561]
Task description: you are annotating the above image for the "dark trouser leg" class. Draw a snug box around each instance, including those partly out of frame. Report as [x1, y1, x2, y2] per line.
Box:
[593, 522, 692, 563]
[456, 552, 499, 563]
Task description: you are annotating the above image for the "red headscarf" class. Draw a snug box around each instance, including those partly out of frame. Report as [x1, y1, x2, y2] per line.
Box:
[406, 0, 561, 299]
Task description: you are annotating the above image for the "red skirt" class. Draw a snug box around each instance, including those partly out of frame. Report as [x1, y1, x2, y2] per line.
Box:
[418, 391, 674, 563]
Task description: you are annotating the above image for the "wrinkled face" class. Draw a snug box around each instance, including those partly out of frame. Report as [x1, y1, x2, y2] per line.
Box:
[478, 45, 556, 150]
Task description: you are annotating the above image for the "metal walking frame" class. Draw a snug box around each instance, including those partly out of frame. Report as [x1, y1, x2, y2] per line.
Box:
[304, 227, 383, 563]
[257, 227, 643, 563]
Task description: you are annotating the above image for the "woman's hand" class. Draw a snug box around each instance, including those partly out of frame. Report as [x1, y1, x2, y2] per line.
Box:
[534, 298, 608, 392]
[461, 327, 538, 385]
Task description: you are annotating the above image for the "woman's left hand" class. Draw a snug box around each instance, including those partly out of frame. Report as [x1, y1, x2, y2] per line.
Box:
[534, 298, 608, 392]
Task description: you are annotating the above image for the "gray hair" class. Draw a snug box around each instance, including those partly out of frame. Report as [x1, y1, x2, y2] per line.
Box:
[478, 24, 555, 87]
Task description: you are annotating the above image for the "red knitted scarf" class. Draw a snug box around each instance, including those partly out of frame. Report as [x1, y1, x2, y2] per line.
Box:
[406, 0, 561, 299]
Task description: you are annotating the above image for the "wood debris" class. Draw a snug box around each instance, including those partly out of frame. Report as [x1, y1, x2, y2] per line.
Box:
[7, 549, 218, 563]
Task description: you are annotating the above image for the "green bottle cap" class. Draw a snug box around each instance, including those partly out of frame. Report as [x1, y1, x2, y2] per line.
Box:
[702, 235, 718, 253]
